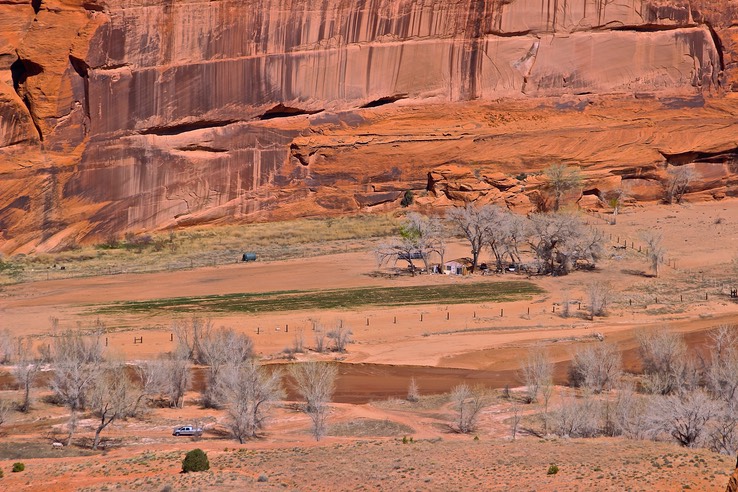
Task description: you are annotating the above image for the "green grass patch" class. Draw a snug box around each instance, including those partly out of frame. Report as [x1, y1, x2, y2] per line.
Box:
[96, 281, 543, 315]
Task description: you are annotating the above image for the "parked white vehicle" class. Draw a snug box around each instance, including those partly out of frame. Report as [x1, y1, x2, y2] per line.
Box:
[172, 425, 203, 437]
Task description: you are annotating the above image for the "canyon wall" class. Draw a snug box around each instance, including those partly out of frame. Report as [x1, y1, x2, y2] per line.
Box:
[1, 0, 738, 251]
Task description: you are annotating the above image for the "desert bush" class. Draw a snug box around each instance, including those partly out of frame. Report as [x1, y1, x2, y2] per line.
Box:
[663, 166, 695, 204]
[0, 468, 3, 478]
[568, 342, 622, 394]
[181, 449, 209, 473]
[0, 399, 11, 429]
[0, 329, 13, 364]
[707, 406, 738, 455]
[257, 474, 268, 482]
[547, 464, 559, 475]
[327, 324, 353, 352]
[12, 462, 24, 473]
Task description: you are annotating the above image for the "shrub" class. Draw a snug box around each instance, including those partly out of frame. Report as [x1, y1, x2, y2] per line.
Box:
[0, 468, 4, 478]
[257, 474, 268, 482]
[547, 464, 559, 475]
[12, 462, 24, 473]
[182, 449, 209, 473]
[401, 190, 414, 207]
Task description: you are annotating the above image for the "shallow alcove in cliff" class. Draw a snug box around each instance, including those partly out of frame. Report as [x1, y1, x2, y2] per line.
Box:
[258, 104, 321, 120]
[360, 95, 408, 108]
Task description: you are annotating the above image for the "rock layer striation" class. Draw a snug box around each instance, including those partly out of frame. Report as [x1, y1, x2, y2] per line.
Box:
[1, 0, 738, 251]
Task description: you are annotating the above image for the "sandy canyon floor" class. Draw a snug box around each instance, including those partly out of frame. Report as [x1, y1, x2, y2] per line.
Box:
[2, 200, 738, 490]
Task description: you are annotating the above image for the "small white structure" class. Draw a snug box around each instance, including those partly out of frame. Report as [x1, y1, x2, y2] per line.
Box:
[444, 258, 473, 275]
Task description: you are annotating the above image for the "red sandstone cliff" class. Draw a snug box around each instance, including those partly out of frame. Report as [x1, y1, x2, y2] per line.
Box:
[1, 0, 738, 252]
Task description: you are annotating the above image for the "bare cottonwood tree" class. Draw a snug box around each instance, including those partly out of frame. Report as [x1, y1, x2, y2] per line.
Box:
[554, 390, 602, 438]
[646, 389, 719, 448]
[637, 328, 694, 395]
[327, 324, 353, 353]
[704, 325, 738, 409]
[172, 317, 213, 363]
[543, 163, 582, 212]
[609, 383, 648, 439]
[289, 362, 338, 441]
[0, 329, 13, 364]
[0, 398, 11, 429]
[313, 323, 327, 353]
[707, 406, 738, 455]
[375, 213, 445, 274]
[569, 342, 622, 394]
[407, 377, 420, 403]
[198, 327, 253, 408]
[450, 384, 488, 433]
[219, 360, 284, 443]
[520, 345, 553, 404]
[14, 337, 40, 412]
[161, 353, 191, 408]
[447, 204, 492, 273]
[587, 281, 612, 319]
[50, 328, 105, 446]
[640, 231, 666, 277]
[664, 166, 696, 204]
[89, 364, 141, 450]
[484, 206, 528, 273]
[527, 213, 603, 275]
[510, 401, 521, 441]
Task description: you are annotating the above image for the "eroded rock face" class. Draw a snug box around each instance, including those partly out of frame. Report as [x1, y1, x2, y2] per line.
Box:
[1, 0, 738, 251]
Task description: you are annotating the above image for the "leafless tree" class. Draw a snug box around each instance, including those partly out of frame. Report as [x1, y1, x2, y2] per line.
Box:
[50, 329, 105, 446]
[520, 345, 553, 404]
[0, 329, 13, 364]
[289, 362, 338, 441]
[485, 206, 527, 272]
[447, 204, 492, 273]
[327, 324, 353, 353]
[707, 405, 738, 455]
[554, 390, 602, 438]
[219, 360, 284, 443]
[587, 281, 612, 319]
[646, 389, 720, 448]
[543, 163, 582, 212]
[527, 213, 603, 275]
[640, 231, 666, 277]
[14, 337, 40, 412]
[609, 383, 648, 439]
[160, 353, 191, 408]
[450, 384, 488, 433]
[89, 364, 141, 450]
[407, 377, 420, 403]
[664, 166, 696, 204]
[172, 317, 213, 363]
[704, 325, 738, 409]
[314, 324, 327, 353]
[510, 401, 521, 441]
[569, 342, 622, 394]
[637, 328, 694, 395]
[375, 213, 445, 275]
[198, 327, 253, 408]
[0, 398, 11, 429]
[131, 360, 164, 413]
